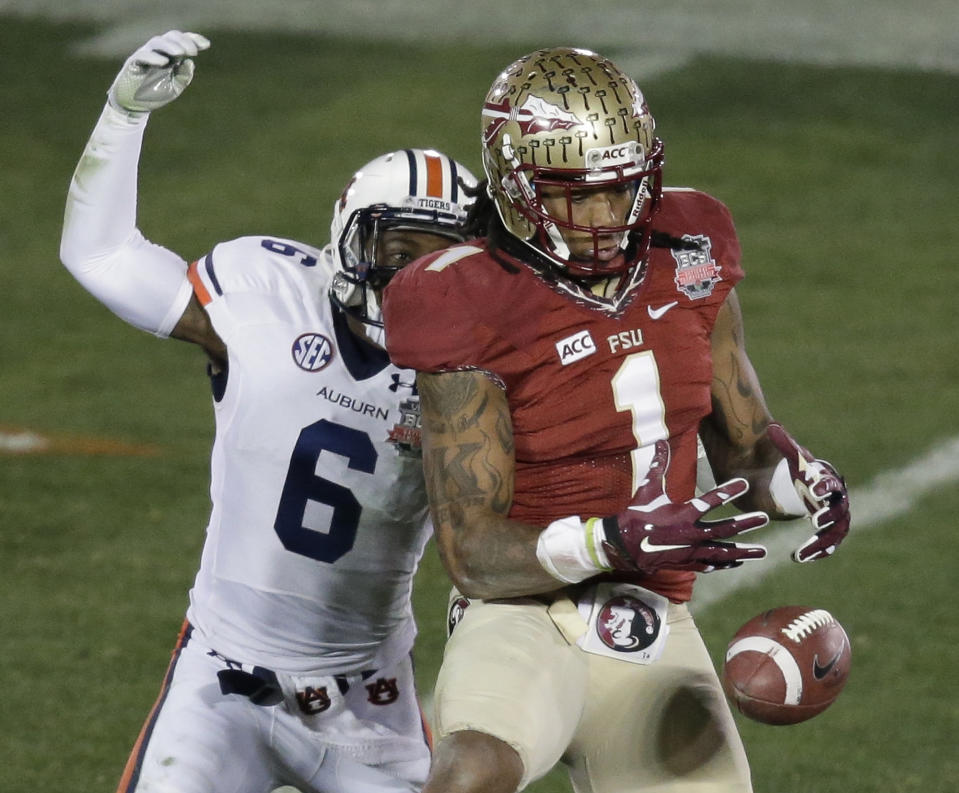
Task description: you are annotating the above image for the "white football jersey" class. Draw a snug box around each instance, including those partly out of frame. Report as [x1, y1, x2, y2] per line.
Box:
[184, 235, 430, 676]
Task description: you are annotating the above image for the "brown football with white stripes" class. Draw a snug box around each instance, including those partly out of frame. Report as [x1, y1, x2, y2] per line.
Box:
[722, 605, 851, 725]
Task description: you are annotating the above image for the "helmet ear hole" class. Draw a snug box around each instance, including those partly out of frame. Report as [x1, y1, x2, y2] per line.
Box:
[481, 47, 664, 279]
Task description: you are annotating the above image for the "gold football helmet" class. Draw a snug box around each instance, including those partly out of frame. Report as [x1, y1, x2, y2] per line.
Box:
[481, 47, 663, 278]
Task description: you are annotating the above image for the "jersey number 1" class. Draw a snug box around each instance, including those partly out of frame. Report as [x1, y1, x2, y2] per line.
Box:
[612, 351, 668, 494]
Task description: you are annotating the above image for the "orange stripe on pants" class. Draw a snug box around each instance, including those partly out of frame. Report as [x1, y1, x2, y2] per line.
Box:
[115, 621, 192, 793]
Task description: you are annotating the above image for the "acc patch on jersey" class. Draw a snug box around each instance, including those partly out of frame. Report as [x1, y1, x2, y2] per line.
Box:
[671, 235, 721, 300]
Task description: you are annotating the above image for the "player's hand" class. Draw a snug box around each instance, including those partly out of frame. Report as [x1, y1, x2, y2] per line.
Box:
[108, 30, 210, 115]
[600, 440, 768, 574]
[766, 422, 850, 563]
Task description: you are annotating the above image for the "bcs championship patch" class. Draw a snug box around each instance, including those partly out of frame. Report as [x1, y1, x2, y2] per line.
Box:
[671, 234, 722, 300]
[387, 396, 422, 454]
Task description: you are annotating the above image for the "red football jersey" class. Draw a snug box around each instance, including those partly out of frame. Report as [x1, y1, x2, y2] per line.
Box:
[384, 188, 744, 602]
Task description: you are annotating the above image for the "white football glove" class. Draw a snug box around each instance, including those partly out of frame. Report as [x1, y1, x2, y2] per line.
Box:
[108, 30, 211, 115]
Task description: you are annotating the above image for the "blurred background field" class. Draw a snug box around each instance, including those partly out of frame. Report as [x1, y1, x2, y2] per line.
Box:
[1, 4, 957, 792]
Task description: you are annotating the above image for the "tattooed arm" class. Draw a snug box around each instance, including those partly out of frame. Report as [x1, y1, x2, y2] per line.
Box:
[700, 288, 785, 514]
[417, 369, 565, 599]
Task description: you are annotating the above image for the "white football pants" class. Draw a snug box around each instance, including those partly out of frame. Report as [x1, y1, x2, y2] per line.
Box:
[116, 623, 431, 793]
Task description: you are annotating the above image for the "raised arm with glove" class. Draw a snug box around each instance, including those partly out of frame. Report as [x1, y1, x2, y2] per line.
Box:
[60, 31, 210, 337]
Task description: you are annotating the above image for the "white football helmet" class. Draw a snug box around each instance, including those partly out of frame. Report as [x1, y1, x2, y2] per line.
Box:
[481, 47, 664, 279]
[330, 149, 476, 328]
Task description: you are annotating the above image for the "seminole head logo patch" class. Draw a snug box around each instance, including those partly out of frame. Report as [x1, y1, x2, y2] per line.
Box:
[596, 594, 662, 653]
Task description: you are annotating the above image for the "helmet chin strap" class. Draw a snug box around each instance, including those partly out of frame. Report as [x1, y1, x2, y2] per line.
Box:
[339, 298, 388, 349]
[361, 323, 387, 350]
[543, 218, 573, 263]
[541, 221, 633, 277]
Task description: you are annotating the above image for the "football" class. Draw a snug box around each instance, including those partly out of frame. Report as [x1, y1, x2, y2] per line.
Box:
[722, 605, 851, 725]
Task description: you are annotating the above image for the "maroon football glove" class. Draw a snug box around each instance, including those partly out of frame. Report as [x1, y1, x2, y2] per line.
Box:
[600, 440, 769, 574]
[766, 422, 851, 563]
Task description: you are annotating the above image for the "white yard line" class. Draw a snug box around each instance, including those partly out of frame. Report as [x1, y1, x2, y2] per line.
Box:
[693, 434, 959, 611]
[0, 429, 49, 453]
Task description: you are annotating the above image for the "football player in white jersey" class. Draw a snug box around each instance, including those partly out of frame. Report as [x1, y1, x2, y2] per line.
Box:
[59, 31, 476, 793]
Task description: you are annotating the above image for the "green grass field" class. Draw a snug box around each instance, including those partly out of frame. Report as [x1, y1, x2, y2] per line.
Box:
[2, 15, 957, 793]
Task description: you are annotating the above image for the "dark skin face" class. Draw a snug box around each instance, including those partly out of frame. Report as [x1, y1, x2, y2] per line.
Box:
[370, 228, 456, 306]
[342, 226, 459, 342]
[538, 182, 635, 264]
[170, 227, 457, 367]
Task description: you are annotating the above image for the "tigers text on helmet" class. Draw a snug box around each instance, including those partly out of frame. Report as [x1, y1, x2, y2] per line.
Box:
[330, 149, 477, 328]
[481, 47, 664, 279]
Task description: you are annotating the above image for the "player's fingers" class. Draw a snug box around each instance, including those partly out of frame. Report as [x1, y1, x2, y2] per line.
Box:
[698, 510, 770, 539]
[766, 422, 815, 463]
[184, 32, 211, 52]
[172, 58, 196, 82]
[811, 505, 837, 531]
[791, 532, 838, 563]
[696, 540, 767, 566]
[154, 30, 207, 57]
[133, 46, 176, 68]
[139, 31, 209, 67]
[692, 477, 750, 513]
[810, 475, 844, 501]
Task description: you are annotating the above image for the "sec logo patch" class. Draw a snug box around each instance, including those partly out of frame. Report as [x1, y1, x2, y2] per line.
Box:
[292, 333, 334, 372]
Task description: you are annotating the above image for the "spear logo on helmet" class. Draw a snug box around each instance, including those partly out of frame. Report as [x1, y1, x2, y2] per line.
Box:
[482, 95, 580, 144]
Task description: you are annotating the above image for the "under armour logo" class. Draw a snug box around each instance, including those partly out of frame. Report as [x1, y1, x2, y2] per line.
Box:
[365, 677, 400, 705]
[389, 374, 417, 394]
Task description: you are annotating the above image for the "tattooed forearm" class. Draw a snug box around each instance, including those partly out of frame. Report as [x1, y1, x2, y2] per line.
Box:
[494, 404, 514, 457]
[417, 369, 557, 598]
[417, 370, 480, 421]
[712, 351, 767, 442]
[423, 443, 486, 504]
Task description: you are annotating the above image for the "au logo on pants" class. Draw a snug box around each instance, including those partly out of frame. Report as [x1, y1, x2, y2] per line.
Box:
[366, 677, 400, 705]
[296, 685, 332, 715]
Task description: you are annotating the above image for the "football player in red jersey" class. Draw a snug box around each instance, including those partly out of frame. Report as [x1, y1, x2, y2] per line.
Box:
[383, 47, 850, 793]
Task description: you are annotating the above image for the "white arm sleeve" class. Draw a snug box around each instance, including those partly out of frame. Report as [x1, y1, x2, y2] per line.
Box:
[59, 103, 193, 338]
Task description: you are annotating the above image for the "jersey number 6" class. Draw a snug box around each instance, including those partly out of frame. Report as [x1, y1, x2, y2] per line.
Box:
[273, 419, 376, 563]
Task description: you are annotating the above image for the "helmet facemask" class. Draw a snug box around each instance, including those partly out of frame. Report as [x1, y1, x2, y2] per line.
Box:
[498, 137, 664, 280]
[328, 149, 477, 336]
[331, 204, 469, 328]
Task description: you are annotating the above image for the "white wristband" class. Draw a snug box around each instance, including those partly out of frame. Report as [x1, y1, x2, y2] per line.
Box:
[769, 457, 807, 517]
[536, 516, 611, 584]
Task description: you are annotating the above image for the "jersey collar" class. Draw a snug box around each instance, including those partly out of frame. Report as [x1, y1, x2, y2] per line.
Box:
[329, 299, 392, 381]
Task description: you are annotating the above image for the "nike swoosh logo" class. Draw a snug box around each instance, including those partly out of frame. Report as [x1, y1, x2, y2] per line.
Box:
[639, 536, 690, 553]
[647, 301, 679, 319]
[813, 647, 843, 679]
